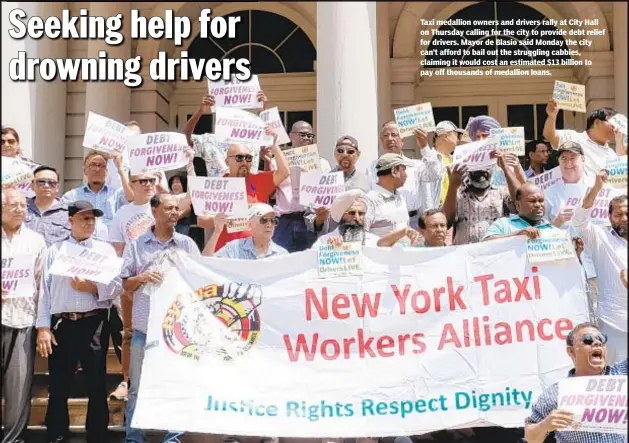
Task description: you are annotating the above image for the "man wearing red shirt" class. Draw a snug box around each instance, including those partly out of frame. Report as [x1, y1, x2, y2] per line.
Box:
[198, 130, 290, 251]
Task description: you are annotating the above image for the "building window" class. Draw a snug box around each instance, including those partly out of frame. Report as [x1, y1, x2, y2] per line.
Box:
[425, 2, 570, 68]
[432, 105, 490, 130]
[187, 10, 316, 74]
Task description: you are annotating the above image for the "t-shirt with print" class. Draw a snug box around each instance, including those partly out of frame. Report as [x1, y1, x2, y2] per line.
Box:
[108, 202, 154, 244]
[190, 133, 260, 177]
[556, 130, 617, 176]
[215, 171, 277, 251]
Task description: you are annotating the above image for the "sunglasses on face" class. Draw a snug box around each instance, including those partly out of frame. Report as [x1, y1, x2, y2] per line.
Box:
[259, 216, 279, 225]
[336, 147, 357, 155]
[2, 139, 17, 146]
[229, 154, 253, 163]
[35, 179, 58, 187]
[579, 333, 608, 346]
[87, 163, 107, 170]
[345, 211, 366, 217]
[131, 178, 157, 186]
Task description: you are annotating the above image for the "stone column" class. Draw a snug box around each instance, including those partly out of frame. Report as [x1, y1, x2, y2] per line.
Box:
[613, 1, 627, 115]
[377, 2, 391, 136]
[317, 2, 379, 172]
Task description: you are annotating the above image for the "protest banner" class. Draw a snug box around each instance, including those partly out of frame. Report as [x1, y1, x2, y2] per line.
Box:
[489, 127, 525, 156]
[317, 242, 363, 278]
[605, 156, 627, 188]
[127, 132, 189, 175]
[188, 176, 248, 217]
[552, 81, 586, 113]
[48, 243, 123, 285]
[132, 236, 590, 437]
[452, 138, 499, 171]
[299, 171, 344, 207]
[260, 107, 290, 145]
[208, 75, 262, 111]
[83, 112, 131, 154]
[527, 167, 562, 192]
[214, 107, 274, 147]
[394, 103, 436, 138]
[283, 144, 321, 172]
[563, 184, 624, 226]
[526, 231, 577, 264]
[557, 376, 627, 435]
[609, 114, 627, 136]
[1, 255, 35, 298]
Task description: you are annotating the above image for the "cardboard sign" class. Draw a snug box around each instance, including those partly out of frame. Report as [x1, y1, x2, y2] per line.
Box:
[317, 242, 364, 278]
[1, 255, 35, 298]
[609, 114, 627, 136]
[2, 157, 34, 187]
[48, 243, 123, 285]
[226, 217, 249, 234]
[527, 231, 576, 264]
[282, 144, 321, 172]
[214, 107, 274, 147]
[452, 138, 499, 171]
[83, 112, 131, 154]
[299, 171, 345, 207]
[259, 107, 290, 145]
[208, 75, 262, 111]
[553, 80, 586, 113]
[394, 103, 436, 138]
[489, 127, 525, 156]
[127, 132, 189, 174]
[605, 156, 627, 188]
[527, 167, 562, 192]
[188, 176, 248, 217]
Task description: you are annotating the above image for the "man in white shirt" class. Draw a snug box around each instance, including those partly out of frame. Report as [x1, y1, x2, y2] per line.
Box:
[573, 170, 628, 363]
[1, 188, 47, 443]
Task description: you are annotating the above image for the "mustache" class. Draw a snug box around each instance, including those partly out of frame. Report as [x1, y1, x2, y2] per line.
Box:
[613, 225, 628, 238]
[339, 222, 366, 243]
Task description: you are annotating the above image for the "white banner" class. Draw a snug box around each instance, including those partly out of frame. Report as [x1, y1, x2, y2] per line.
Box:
[208, 75, 262, 111]
[215, 107, 274, 147]
[1, 254, 35, 298]
[605, 156, 627, 188]
[299, 171, 344, 207]
[188, 176, 248, 217]
[452, 138, 499, 171]
[83, 112, 131, 154]
[394, 103, 436, 138]
[260, 107, 291, 145]
[132, 237, 590, 438]
[48, 243, 123, 285]
[527, 167, 562, 192]
[127, 132, 189, 175]
[489, 127, 525, 156]
[553, 80, 586, 113]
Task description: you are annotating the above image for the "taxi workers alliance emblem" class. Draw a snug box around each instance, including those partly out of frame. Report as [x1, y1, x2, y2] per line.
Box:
[162, 282, 263, 361]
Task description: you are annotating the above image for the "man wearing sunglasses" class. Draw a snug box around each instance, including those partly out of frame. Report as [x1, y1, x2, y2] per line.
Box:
[525, 322, 627, 443]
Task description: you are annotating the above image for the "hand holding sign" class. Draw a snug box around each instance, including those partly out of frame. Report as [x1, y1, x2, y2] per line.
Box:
[546, 98, 560, 118]
[516, 227, 541, 240]
[413, 128, 429, 148]
[214, 213, 228, 232]
[447, 163, 468, 188]
[554, 206, 575, 227]
[257, 90, 268, 110]
[200, 94, 216, 113]
[70, 276, 97, 294]
[541, 410, 575, 433]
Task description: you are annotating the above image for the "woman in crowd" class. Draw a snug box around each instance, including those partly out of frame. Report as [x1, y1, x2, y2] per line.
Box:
[168, 173, 195, 236]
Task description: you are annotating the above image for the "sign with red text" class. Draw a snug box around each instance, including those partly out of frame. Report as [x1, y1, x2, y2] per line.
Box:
[489, 127, 525, 156]
[49, 243, 123, 285]
[83, 112, 131, 154]
[283, 144, 321, 172]
[208, 75, 262, 111]
[133, 237, 589, 437]
[1, 255, 35, 298]
[394, 103, 436, 138]
[260, 107, 291, 145]
[609, 114, 627, 136]
[452, 138, 499, 171]
[605, 156, 627, 188]
[299, 171, 344, 207]
[127, 132, 189, 175]
[188, 176, 248, 217]
[553, 80, 586, 113]
[557, 376, 628, 435]
[563, 185, 625, 226]
[527, 167, 562, 192]
[215, 107, 274, 147]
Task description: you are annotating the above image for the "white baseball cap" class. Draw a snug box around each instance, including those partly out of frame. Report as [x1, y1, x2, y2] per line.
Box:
[248, 203, 279, 219]
[435, 120, 464, 137]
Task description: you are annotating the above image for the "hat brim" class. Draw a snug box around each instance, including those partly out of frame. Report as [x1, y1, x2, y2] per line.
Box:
[73, 208, 104, 217]
[249, 210, 279, 219]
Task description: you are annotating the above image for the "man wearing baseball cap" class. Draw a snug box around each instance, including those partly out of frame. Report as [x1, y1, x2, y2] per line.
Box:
[36, 200, 122, 443]
[431, 120, 465, 207]
[204, 203, 288, 259]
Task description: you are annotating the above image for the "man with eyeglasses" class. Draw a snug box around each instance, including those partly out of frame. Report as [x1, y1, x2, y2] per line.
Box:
[26, 165, 72, 246]
[525, 322, 628, 443]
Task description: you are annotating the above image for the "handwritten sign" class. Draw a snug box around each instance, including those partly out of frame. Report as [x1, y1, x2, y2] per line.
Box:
[527, 167, 562, 192]
[317, 242, 363, 278]
[553, 80, 586, 113]
[226, 217, 249, 234]
[83, 112, 131, 154]
[557, 376, 628, 435]
[214, 107, 273, 147]
[605, 156, 627, 188]
[299, 171, 344, 207]
[208, 75, 262, 111]
[283, 144, 321, 172]
[127, 132, 188, 175]
[1, 255, 35, 298]
[452, 138, 499, 171]
[489, 127, 525, 156]
[259, 107, 290, 145]
[394, 103, 436, 138]
[49, 243, 123, 285]
[609, 114, 627, 136]
[188, 176, 248, 217]
[527, 231, 576, 264]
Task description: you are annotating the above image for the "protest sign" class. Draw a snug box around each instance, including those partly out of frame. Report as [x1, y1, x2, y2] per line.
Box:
[48, 243, 123, 285]
[133, 236, 590, 437]
[526, 231, 577, 264]
[452, 138, 499, 171]
[215, 107, 274, 147]
[1, 255, 35, 298]
[299, 171, 344, 207]
[208, 75, 262, 111]
[527, 167, 562, 192]
[563, 184, 624, 226]
[83, 112, 131, 154]
[226, 218, 250, 234]
[553, 80, 586, 113]
[609, 114, 627, 136]
[605, 156, 627, 188]
[489, 127, 525, 156]
[283, 144, 321, 172]
[557, 376, 628, 435]
[2, 157, 34, 187]
[260, 107, 290, 145]
[127, 132, 189, 175]
[188, 176, 248, 217]
[394, 103, 436, 138]
[317, 242, 363, 278]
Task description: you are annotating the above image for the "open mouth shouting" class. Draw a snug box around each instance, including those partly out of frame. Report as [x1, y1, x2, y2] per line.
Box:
[589, 347, 605, 366]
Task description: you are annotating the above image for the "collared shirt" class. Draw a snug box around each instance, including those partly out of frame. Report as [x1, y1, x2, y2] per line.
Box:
[364, 185, 409, 237]
[366, 147, 444, 213]
[482, 214, 556, 240]
[525, 166, 547, 179]
[25, 197, 71, 246]
[190, 133, 260, 177]
[61, 184, 128, 226]
[312, 228, 380, 248]
[573, 206, 628, 332]
[556, 130, 618, 177]
[36, 236, 122, 329]
[525, 359, 628, 443]
[2, 225, 47, 329]
[452, 186, 513, 245]
[120, 229, 201, 334]
[274, 159, 332, 215]
[215, 237, 288, 260]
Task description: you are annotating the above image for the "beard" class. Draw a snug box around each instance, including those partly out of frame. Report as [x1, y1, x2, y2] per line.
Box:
[338, 221, 366, 243]
[612, 223, 628, 239]
[469, 170, 491, 190]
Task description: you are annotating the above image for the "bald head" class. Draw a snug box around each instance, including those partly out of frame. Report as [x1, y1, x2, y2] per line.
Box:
[225, 144, 254, 177]
[289, 121, 314, 148]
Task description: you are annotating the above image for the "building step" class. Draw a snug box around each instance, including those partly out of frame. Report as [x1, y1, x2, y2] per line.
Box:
[30, 372, 124, 399]
[34, 345, 121, 375]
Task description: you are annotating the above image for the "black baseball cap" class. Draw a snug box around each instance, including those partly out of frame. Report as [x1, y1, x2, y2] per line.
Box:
[336, 135, 359, 150]
[557, 141, 584, 156]
[68, 200, 104, 217]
